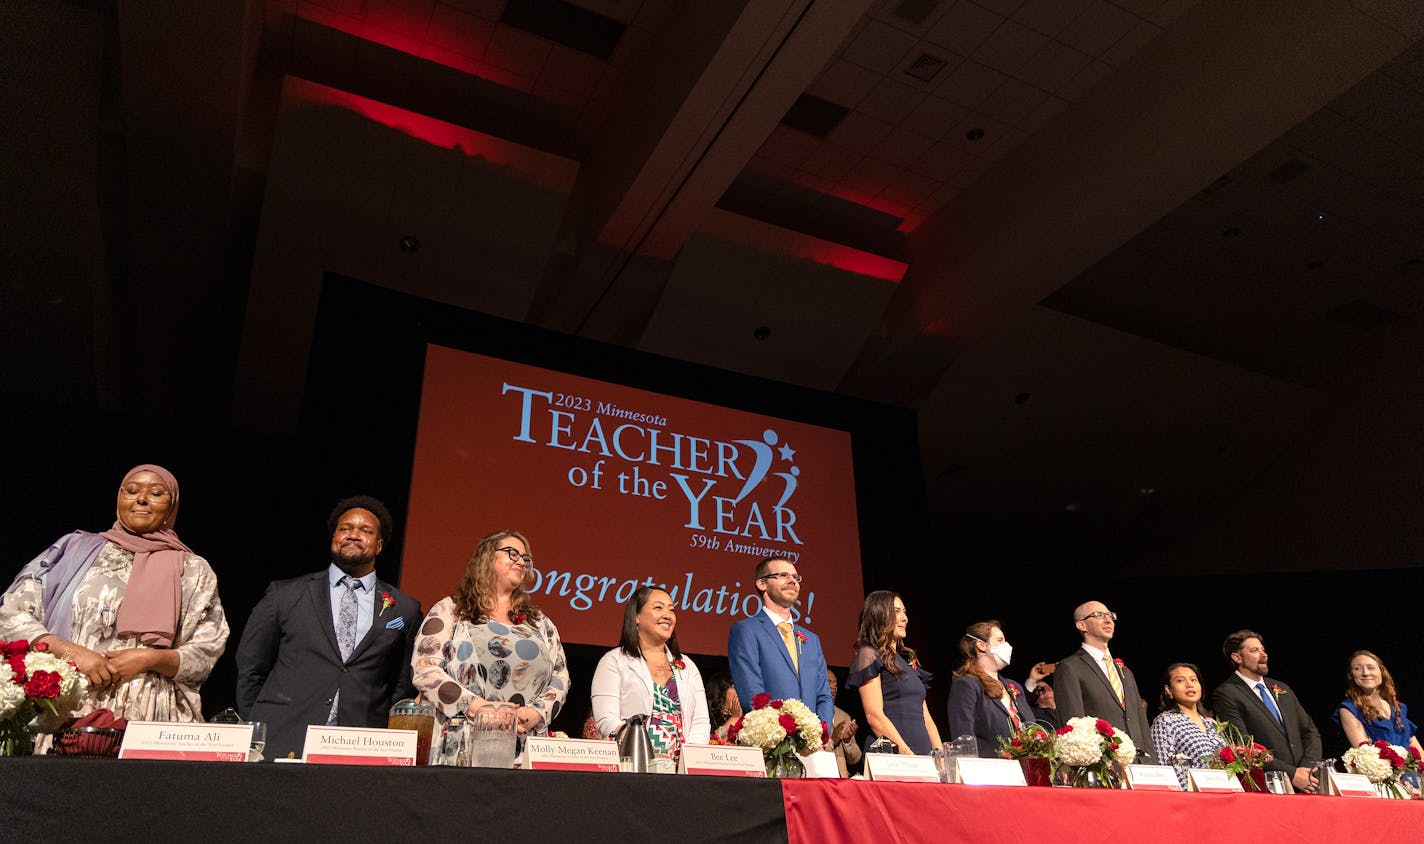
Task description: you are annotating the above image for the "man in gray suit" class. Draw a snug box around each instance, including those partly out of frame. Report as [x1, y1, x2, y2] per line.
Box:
[236, 496, 422, 760]
[1053, 600, 1150, 759]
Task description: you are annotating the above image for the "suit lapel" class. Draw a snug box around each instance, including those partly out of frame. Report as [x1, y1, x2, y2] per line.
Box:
[308, 573, 341, 658]
[1236, 676, 1289, 740]
[347, 579, 394, 663]
[1079, 649, 1125, 712]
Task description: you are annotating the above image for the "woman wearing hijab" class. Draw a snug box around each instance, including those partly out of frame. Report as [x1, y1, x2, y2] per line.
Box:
[590, 586, 710, 758]
[0, 465, 229, 723]
[947, 620, 1035, 757]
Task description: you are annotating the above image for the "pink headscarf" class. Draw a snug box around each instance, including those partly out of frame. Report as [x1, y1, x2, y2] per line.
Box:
[100, 464, 191, 648]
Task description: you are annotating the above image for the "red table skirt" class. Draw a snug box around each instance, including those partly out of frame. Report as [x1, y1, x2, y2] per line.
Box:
[781, 778, 1422, 844]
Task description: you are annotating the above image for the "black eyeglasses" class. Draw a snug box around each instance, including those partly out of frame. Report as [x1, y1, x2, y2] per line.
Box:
[1077, 611, 1117, 622]
[497, 546, 533, 566]
[761, 572, 802, 584]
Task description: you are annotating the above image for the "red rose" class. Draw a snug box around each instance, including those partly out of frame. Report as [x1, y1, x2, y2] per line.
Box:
[1095, 719, 1114, 736]
[24, 669, 61, 700]
[779, 713, 798, 734]
[770, 699, 784, 710]
[1219, 747, 1236, 763]
[752, 693, 771, 710]
[1411, 746, 1422, 762]
[1, 639, 28, 657]
[820, 721, 830, 745]
[32, 640, 48, 652]
[1056, 725, 1073, 735]
[728, 718, 743, 743]
[1011, 737, 1023, 747]
[7, 653, 26, 682]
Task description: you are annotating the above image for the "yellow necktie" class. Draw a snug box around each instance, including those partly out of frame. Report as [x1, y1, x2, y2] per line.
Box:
[778, 622, 799, 673]
[1103, 652, 1125, 707]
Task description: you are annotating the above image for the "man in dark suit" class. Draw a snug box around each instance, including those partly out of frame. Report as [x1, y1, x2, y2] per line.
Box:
[727, 556, 834, 727]
[236, 496, 422, 760]
[1211, 628, 1321, 793]
[1053, 600, 1150, 759]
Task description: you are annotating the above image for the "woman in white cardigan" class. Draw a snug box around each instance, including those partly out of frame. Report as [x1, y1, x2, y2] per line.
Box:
[591, 587, 711, 755]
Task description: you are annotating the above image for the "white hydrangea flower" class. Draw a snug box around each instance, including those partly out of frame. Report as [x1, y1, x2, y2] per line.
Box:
[1056, 717, 1106, 766]
[0, 663, 25, 721]
[1343, 744, 1394, 783]
[1114, 732, 1137, 764]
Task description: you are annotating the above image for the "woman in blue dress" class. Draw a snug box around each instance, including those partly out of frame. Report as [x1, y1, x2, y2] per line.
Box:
[847, 590, 942, 755]
[1335, 650, 1422, 761]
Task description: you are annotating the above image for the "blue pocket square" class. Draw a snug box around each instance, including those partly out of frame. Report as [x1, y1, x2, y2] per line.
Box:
[385, 616, 405, 630]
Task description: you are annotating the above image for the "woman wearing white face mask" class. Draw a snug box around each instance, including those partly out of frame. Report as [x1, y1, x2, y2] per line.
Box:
[947, 620, 1036, 758]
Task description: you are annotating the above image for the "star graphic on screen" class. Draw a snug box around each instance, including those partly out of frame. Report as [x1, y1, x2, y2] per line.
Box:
[778, 443, 795, 461]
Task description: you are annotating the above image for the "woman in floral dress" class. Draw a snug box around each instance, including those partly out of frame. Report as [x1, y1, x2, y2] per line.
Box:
[412, 530, 568, 737]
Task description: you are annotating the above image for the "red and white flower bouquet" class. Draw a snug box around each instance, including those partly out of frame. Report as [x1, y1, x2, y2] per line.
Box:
[0, 638, 87, 755]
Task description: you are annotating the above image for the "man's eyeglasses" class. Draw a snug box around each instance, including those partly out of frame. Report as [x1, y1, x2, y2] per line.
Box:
[119, 484, 169, 501]
[761, 572, 802, 584]
[1077, 611, 1117, 622]
[497, 546, 533, 567]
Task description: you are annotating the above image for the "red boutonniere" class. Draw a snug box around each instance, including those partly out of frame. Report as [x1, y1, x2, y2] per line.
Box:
[512, 611, 528, 626]
[1270, 684, 1284, 700]
[1113, 657, 1125, 670]
[795, 630, 807, 644]
[1008, 685, 1020, 698]
[672, 658, 686, 671]
[902, 647, 920, 671]
[379, 592, 394, 617]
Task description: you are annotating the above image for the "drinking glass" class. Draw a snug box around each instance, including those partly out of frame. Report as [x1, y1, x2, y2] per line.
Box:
[436, 716, 473, 767]
[248, 721, 267, 762]
[1264, 770, 1289, 794]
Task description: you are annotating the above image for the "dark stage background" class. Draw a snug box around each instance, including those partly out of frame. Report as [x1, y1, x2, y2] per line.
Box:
[2, 275, 1419, 758]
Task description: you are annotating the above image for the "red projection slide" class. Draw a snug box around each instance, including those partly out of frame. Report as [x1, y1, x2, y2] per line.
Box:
[401, 344, 865, 657]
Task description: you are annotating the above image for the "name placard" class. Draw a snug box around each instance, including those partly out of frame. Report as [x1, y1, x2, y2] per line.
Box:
[118, 721, 251, 762]
[865, 753, 941, 783]
[800, 750, 841, 779]
[521, 737, 620, 772]
[678, 744, 766, 777]
[1123, 764, 1183, 792]
[1188, 768, 1244, 793]
[1328, 772, 1379, 798]
[302, 726, 418, 766]
[958, 757, 1027, 786]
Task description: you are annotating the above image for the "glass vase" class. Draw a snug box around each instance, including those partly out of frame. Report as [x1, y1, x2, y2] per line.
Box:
[0, 721, 36, 757]
[766, 753, 806, 778]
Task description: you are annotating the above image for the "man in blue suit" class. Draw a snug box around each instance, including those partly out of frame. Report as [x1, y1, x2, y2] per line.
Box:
[728, 556, 834, 728]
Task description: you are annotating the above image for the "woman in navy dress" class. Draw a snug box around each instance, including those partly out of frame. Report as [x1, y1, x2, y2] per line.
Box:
[1335, 650, 1421, 754]
[847, 590, 942, 755]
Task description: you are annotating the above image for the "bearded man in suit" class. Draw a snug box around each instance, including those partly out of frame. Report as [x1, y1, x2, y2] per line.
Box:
[236, 496, 422, 760]
[1211, 629, 1322, 793]
[1053, 600, 1150, 759]
[727, 556, 834, 728]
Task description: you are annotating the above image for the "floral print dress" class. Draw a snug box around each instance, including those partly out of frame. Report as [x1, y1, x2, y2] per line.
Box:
[411, 597, 569, 733]
[0, 540, 229, 724]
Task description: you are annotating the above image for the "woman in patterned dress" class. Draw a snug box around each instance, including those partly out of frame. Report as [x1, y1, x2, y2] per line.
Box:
[1150, 662, 1227, 788]
[590, 587, 710, 757]
[0, 464, 229, 726]
[411, 530, 568, 736]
